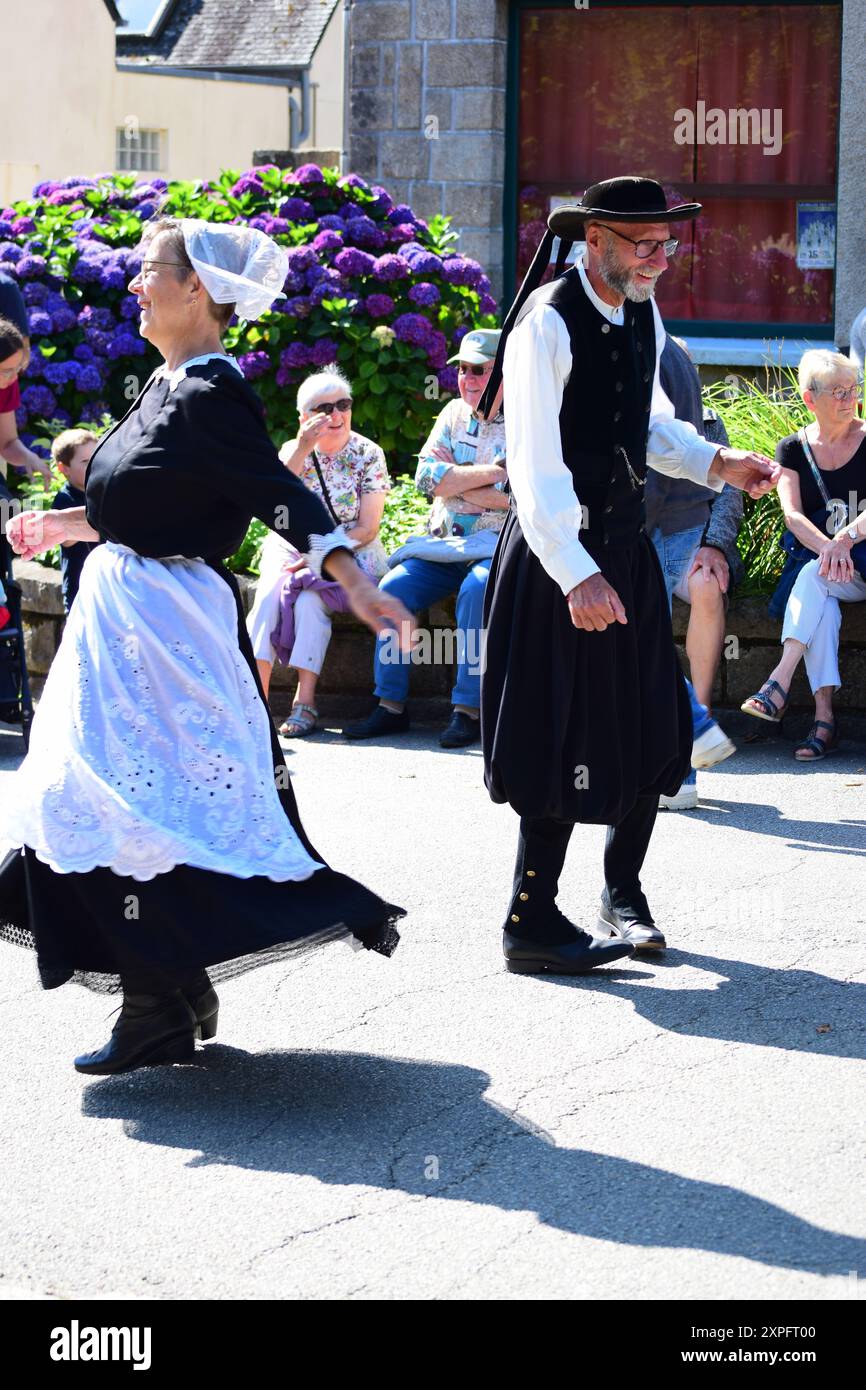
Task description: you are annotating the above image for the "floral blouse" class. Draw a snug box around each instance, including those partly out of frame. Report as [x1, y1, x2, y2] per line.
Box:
[271, 430, 391, 579]
[415, 398, 507, 539]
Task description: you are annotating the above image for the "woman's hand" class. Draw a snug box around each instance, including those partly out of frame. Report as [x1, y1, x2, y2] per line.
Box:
[4, 508, 72, 560]
[296, 412, 331, 456]
[323, 550, 414, 649]
[818, 536, 855, 584]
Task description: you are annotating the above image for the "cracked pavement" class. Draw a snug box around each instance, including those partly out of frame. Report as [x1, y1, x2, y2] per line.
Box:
[1, 718, 865, 1301]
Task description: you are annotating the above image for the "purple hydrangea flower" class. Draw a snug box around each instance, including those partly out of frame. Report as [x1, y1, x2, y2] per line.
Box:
[282, 296, 312, 317]
[12, 217, 36, 235]
[23, 346, 47, 378]
[392, 312, 435, 348]
[408, 282, 441, 307]
[32, 180, 59, 197]
[343, 216, 386, 251]
[0, 220, 12, 237]
[22, 282, 48, 306]
[334, 248, 376, 277]
[73, 344, 95, 362]
[398, 245, 442, 276]
[275, 365, 295, 388]
[305, 263, 328, 288]
[339, 173, 370, 193]
[0, 241, 23, 263]
[21, 384, 57, 416]
[317, 214, 346, 232]
[387, 223, 417, 246]
[425, 330, 449, 369]
[106, 333, 143, 360]
[372, 254, 410, 282]
[308, 337, 340, 367]
[479, 292, 498, 315]
[441, 256, 484, 287]
[280, 342, 312, 368]
[74, 364, 103, 392]
[387, 205, 416, 225]
[309, 281, 345, 306]
[44, 291, 70, 315]
[285, 246, 318, 274]
[79, 399, 110, 423]
[368, 186, 393, 214]
[51, 307, 78, 333]
[311, 229, 344, 255]
[78, 305, 115, 330]
[42, 360, 79, 387]
[279, 197, 315, 222]
[437, 366, 459, 394]
[136, 200, 157, 221]
[230, 174, 265, 198]
[84, 329, 111, 354]
[27, 309, 53, 336]
[364, 293, 395, 318]
[16, 254, 47, 279]
[119, 295, 140, 320]
[293, 164, 324, 185]
[237, 350, 272, 381]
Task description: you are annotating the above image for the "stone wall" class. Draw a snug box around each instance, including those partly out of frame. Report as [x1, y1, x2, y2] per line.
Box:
[13, 561, 866, 723]
[347, 0, 507, 295]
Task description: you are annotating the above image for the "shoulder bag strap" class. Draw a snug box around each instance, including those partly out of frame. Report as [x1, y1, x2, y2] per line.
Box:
[798, 428, 833, 506]
[309, 451, 342, 527]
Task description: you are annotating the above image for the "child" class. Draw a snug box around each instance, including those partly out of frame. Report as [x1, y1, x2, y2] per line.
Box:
[50, 429, 100, 614]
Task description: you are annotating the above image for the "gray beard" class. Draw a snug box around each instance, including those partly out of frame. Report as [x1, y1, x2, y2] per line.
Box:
[599, 241, 659, 304]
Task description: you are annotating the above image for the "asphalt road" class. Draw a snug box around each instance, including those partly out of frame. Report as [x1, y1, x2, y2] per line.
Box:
[1, 716, 865, 1302]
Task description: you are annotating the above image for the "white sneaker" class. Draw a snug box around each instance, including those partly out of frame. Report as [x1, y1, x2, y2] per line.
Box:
[691, 722, 736, 769]
[659, 783, 699, 811]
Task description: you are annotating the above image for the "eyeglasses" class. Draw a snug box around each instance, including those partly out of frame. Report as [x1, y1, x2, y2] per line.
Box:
[817, 383, 862, 402]
[596, 225, 679, 260]
[312, 398, 352, 415]
[458, 363, 492, 377]
[140, 259, 188, 276]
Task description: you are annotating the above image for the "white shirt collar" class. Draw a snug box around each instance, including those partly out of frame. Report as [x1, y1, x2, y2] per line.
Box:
[577, 258, 626, 326]
[155, 352, 242, 392]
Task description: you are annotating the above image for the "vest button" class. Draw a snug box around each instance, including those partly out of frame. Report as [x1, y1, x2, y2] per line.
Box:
[611, 350, 619, 361]
[636, 341, 643, 351]
[643, 372, 650, 383]
[601, 323, 611, 334]
[613, 410, 622, 421]
[615, 381, 623, 392]
[604, 505, 613, 514]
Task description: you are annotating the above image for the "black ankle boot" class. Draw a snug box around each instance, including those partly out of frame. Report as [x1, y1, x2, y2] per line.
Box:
[74, 990, 197, 1076]
[177, 970, 220, 1041]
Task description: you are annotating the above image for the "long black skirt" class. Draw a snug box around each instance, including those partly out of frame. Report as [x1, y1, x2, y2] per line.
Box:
[481, 513, 692, 825]
[0, 558, 402, 993]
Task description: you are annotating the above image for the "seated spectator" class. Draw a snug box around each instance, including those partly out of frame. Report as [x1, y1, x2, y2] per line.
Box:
[648, 334, 743, 810]
[50, 429, 100, 614]
[0, 317, 52, 490]
[343, 328, 508, 749]
[246, 366, 390, 737]
[741, 350, 866, 760]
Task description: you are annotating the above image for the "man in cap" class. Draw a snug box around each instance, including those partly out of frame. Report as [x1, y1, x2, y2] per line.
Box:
[345, 327, 507, 748]
[479, 176, 778, 973]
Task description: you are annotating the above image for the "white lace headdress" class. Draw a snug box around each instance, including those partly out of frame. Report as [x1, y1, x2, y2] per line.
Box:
[181, 219, 288, 321]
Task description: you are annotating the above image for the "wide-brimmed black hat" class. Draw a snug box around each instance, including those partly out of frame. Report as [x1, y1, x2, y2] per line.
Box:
[548, 176, 702, 240]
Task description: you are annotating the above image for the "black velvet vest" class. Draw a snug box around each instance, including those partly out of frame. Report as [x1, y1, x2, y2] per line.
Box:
[515, 267, 657, 545]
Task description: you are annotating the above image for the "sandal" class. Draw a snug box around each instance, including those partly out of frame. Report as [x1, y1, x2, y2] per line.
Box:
[794, 719, 837, 761]
[740, 678, 789, 723]
[278, 703, 318, 738]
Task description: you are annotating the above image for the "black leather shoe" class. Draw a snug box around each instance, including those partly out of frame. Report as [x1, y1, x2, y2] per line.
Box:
[343, 705, 411, 740]
[74, 990, 197, 1075]
[178, 969, 220, 1041]
[598, 901, 667, 951]
[503, 930, 635, 975]
[439, 711, 480, 748]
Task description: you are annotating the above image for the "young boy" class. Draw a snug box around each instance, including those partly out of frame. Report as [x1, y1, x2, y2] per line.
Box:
[50, 429, 100, 614]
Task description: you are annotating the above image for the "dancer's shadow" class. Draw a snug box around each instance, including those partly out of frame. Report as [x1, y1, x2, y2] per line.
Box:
[82, 1049, 866, 1279]
[537, 950, 866, 1060]
[687, 797, 866, 856]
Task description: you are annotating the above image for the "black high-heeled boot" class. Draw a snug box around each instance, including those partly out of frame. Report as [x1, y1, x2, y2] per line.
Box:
[177, 969, 220, 1041]
[74, 989, 197, 1076]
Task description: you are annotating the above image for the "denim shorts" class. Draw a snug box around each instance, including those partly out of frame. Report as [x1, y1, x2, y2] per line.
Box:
[649, 524, 704, 609]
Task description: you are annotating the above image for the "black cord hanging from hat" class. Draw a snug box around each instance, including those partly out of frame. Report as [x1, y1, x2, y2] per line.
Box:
[477, 225, 557, 421]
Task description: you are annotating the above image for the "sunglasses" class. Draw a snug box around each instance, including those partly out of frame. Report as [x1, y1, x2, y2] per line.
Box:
[312, 398, 353, 415]
[458, 363, 492, 377]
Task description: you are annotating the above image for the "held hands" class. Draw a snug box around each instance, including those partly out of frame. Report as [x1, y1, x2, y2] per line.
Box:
[818, 535, 855, 583]
[4, 509, 70, 561]
[712, 448, 780, 499]
[688, 545, 729, 594]
[566, 572, 628, 632]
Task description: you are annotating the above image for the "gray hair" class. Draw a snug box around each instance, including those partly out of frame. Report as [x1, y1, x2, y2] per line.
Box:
[798, 348, 858, 397]
[297, 366, 353, 415]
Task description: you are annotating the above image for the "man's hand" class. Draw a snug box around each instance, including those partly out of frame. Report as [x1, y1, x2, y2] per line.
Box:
[711, 448, 780, 498]
[818, 536, 855, 584]
[566, 572, 627, 632]
[430, 444, 458, 466]
[688, 545, 729, 594]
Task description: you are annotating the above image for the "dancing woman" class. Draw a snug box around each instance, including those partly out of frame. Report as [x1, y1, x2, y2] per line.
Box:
[0, 217, 410, 1075]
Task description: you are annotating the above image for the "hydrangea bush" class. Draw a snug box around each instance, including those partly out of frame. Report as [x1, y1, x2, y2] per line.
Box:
[0, 165, 497, 476]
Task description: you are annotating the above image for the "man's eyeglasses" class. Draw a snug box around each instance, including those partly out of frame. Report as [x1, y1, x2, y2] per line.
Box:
[458, 363, 492, 377]
[313, 398, 353, 415]
[597, 225, 679, 260]
[817, 383, 862, 402]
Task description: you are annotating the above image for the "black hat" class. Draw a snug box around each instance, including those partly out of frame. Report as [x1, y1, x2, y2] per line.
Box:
[548, 176, 702, 240]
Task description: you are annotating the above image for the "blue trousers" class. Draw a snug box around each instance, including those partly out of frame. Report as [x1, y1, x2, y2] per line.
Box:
[374, 557, 491, 709]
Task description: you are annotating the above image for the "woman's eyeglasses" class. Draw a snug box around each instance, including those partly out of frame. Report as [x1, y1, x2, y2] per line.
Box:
[458, 363, 491, 377]
[313, 398, 353, 415]
[818, 383, 862, 403]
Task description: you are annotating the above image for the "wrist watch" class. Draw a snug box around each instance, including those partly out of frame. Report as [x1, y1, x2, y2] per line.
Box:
[846, 524, 859, 543]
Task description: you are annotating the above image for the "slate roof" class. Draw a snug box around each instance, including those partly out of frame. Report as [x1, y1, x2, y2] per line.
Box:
[116, 0, 338, 70]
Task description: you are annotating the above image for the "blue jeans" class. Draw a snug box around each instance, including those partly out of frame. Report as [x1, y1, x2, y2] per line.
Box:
[651, 525, 716, 788]
[373, 556, 491, 709]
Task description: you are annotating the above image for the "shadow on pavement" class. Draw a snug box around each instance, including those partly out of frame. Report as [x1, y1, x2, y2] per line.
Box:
[687, 797, 866, 855]
[81, 1047, 866, 1279]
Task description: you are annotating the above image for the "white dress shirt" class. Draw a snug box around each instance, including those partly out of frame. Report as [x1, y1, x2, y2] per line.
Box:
[503, 259, 723, 595]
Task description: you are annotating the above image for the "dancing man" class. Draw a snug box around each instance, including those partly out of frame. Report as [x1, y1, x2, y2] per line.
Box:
[480, 177, 779, 974]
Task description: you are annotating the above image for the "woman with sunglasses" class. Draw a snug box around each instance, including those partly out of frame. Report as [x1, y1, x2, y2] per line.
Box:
[247, 368, 391, 737]
[0, 217, 409, 1076]
[742, 349, 866, 759]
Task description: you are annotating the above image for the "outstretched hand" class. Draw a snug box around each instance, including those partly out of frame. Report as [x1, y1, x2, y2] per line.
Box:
[566, 572, 628, 632]
[4, 509, 69, 561]
[713, 448, 780, 499]
[346, 582, 415, 651]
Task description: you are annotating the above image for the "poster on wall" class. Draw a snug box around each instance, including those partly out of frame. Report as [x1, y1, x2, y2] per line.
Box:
[796, 203, 836, 270]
